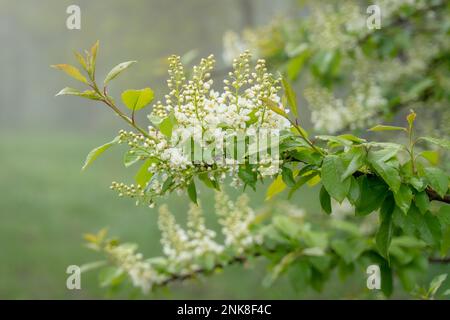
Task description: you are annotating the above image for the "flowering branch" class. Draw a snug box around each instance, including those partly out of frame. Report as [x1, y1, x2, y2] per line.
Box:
[55, 44, 450, 298]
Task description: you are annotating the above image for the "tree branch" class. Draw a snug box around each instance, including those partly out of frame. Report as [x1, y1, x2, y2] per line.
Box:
[426, 187, 450, 204]
[352, 171, 450, 204]
[428, 257, 450, 264]
[159, 255, 248, 286]
[158, 250, 450, 288]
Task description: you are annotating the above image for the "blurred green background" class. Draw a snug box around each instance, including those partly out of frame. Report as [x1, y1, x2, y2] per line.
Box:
[0, 0, 447, 299]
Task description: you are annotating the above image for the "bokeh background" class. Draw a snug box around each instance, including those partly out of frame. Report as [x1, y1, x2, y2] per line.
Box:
[0, 0, 447, 299]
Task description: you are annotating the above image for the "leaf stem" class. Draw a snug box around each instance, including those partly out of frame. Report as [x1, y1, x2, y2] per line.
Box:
[408, 124, 416, 175]
[291, 119, 325, 156]
[90, 84, 150, 138]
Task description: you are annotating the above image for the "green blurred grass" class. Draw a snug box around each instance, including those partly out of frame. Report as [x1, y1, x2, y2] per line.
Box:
[0, 132, 447, 299]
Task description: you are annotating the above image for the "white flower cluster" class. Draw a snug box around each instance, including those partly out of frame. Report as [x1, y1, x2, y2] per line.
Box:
[158, 203, 223, 266]
[308, 1, 366, 52]
[215, 192, 262, 253]
[222, 20, 285, 65]
[305, 29, 448, 134]
[105, 243, 167, 294]
[111, 52, 290, 205]
[222, 0, 448, 134]
[308, 0, 431, 52]
[100, 192, 261, 293]
[305, 72, 386, 134]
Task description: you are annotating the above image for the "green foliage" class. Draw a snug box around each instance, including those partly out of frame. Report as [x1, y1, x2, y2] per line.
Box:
[376, 196, 395, 259]
[368, 125, 407, 132]
[412, 273, 448, 299]
[104, 61, 137, 85]
[51, 64, 88, 84]
[81, 136, 120, 171]
[423, 167, 449, 198]
[187, 180, 197, 204]
[321, 155, 350, 203]
[121, 88, 154, 111]
[55, 87, 102, 100]
[319, 186, 331, 215]
[281, 78, 298, 118]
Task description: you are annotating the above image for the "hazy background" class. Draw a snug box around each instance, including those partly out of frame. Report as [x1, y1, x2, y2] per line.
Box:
[0, 0, 445, 299]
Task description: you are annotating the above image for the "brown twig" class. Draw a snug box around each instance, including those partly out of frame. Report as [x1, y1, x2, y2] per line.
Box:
[428, 257, 450, 264]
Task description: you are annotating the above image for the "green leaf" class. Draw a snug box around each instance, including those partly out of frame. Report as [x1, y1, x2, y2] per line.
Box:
[347, 176, 360, 205]
[159, 115, 175, 138]
[288, 261, 311, 292]
[281, 78, 298, 118]
[331, 239, 366, 264]
[316, 135, 353, 147]
[266, 175, 286, 200]
[286, 46, 310, 81]
[438, 205, 450, 227]
[321, 155, 351, 203]
[288, 171, 319, 199]
[123, 150, 140, 167]
[148, 114, 163, 126]
[98, 266, 125, 288]
[407, 206, 441, 246]
[161, 176, 173, 193]
[312, 50, 341, 78]
[368, 149, 401, 192]
[419, 151, 440, 166]
[393, 206, 415, 235]
[415, 191, 430, 214]
[135, 158, 155, 187]
[409, 176, 427, 192]
[89, 40, 99, 76]
[380, 262, 393, 297]
[51, 64, 89, 84]
[423, 167, 449, 198]
[74, 52, 88, 71]
[187, 180, 197, 204]
[290, 148, 321, 164]
[261, 98, 289, 119]
[263, 250, 300, 286]
[201, 252, 216, 271]
[121, 88, 154, 111]
[55, 87, 102, 100]
[273, 216, 301, 239]
[368, 125, 407, 132]
[79, 260, 107, 273]
[428, 274, 447, 297]
[198, 173, 220, 191]
[418, 137, 450, 150]
[82, 136, 120, 171]
[376, 195, 395, 259]
[424, 212, 442, 246]
[104, 61, 137, 85]
[355, 176, 388, 216]
[319, 186, 332, 215]
[394, 184, 413, 215]
[341, 147, 366, 181]
[391, 236, 427, 249]
[281, 166, 296, 187]
[405, 78, 434, 100]
[442, 226, 450, 256]
[337, 134, 366, 144]
[238, 165, 257, 190]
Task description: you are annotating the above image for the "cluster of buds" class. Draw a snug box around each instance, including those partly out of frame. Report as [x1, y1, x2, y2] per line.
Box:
[110, 182, 144, 199]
